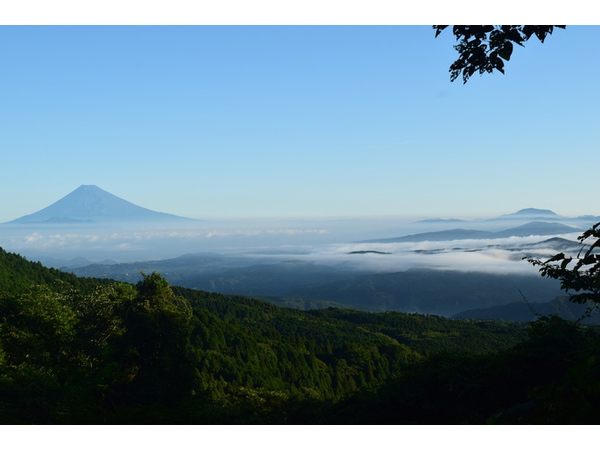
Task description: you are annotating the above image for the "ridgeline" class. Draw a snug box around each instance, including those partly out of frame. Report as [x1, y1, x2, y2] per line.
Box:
[1, 247, 599, 424]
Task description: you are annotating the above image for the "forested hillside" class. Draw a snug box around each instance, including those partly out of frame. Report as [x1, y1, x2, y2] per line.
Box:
[1, 247, 599, 424]
[0, 247, 112, 296]
[453, 295, 600, 323]
[72, 257, 563, 316]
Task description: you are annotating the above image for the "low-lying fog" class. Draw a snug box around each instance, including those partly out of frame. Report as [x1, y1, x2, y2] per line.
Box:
[4, 216, 591, 317]
[0, 215, 586, 277]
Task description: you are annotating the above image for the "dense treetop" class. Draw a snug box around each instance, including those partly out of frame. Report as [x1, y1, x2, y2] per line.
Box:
[0, 246, 543, 424]
[434, 25, 566, 83]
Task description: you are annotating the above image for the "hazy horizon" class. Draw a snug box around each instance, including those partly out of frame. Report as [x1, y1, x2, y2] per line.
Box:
[1, 25, 599, 224]
[1, 182, 597, 224]
[2, 6, 598, 436]
[1, 21, 598, 282]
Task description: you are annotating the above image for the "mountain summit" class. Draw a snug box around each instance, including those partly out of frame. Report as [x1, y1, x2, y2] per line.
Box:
[499, 208, 561, 219]
[6, 185, 195, 225]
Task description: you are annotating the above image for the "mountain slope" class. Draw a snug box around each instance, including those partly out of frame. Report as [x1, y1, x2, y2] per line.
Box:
[282, 269, 563, 316]
[494, 221, 579, 238]
[499, 208, 562, 219]
[360, 229, 494, 243]
[0, 249, 533, 424]
[0, 246, 110, 296]
[6, 185, 195, 225]
[360, 221, 580, 244]
[451, 296, 600, 323]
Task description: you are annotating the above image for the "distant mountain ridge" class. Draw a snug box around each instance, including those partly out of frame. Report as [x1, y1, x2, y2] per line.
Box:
[360, 221, 581, 244]
[494, 208, 566, 222]
[416, 208, 600, 227]
[451, 296, 600, 324]
[5, 185, 195, 225]
[505, 208, 560, 217]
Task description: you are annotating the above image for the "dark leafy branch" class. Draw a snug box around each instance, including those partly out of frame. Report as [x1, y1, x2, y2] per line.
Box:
[527, 222, 600, 316]
[433, 25, 566, 83]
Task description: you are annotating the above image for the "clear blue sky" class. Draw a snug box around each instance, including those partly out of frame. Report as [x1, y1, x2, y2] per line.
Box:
[1, 24, 598, 222]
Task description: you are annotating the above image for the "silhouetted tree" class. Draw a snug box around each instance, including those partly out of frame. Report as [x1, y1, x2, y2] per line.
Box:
[528, 224, 600, 316]
[433, 25, 566, 83]
[433, 26, 600, 316]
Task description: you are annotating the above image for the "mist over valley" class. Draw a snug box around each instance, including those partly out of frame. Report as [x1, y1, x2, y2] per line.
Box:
[3, 24, 600, 426]
[1, 185, 594, 319]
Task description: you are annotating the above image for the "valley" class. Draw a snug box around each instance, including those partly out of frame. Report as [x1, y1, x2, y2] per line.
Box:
[2, 186, 600, 425]
[2, 23, 600, 429]
[2, 185, 597, 320]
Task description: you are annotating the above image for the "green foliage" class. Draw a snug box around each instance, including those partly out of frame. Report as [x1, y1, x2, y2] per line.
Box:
[2, 247, 599, 424]
[274, 269, 561, 317]
[528, 222, 600, 315]
[328, 316, 600, 424]
[0, 286, 77, 370]
[433, 25, 566, 83]
[113, 272, 195, 406]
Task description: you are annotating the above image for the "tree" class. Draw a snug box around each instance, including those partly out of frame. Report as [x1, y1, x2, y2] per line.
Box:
[433, 25, 566, 83]
[114, 271, 195, 406]
[527, 224, 600, 316]
[0, 286, 77, 371]
[434, 26, 600, 316]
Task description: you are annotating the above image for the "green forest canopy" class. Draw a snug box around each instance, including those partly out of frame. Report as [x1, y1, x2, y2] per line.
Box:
[2, 247, 600, 424]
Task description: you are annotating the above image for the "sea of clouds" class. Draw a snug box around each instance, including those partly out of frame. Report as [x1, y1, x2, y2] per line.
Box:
[0, 217, 584, 276]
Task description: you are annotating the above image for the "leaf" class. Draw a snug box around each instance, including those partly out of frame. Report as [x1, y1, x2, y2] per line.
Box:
[545, 253, 565, 264]
[584, 237, 600, 258]
[498, 41, 514, 61]
[561, 258, 572, 270]
[581, 254, 599, 266]
[433, 25, 448, 38]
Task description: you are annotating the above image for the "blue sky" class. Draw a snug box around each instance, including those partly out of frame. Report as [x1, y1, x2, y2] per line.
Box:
[1, 24, 598, 222]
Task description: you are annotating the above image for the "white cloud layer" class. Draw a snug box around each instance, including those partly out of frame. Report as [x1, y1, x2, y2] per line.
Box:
[0, 221, 584, 276]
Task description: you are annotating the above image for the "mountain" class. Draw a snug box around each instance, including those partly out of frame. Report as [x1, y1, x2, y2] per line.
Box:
[573, 214, 600, 225]
[281, 269, 563, 316]
[415, 218, 467, 224]
[72, 254, 365, 302]
[360, 229, 494, 243]
[2, 246, 538, 425]
[73, 257, 563, 316]
[502, 208, 561, 218]
[451, 296, 600, 323]
[0, 246, 111, 296]
[493, 221, 580, 238]
[5, 185, 196, 225]
[360, 221, 580, 244]
[519, 237, 581, 250]
[412, 209, 599, 234]
[509, 237, 584, 257]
